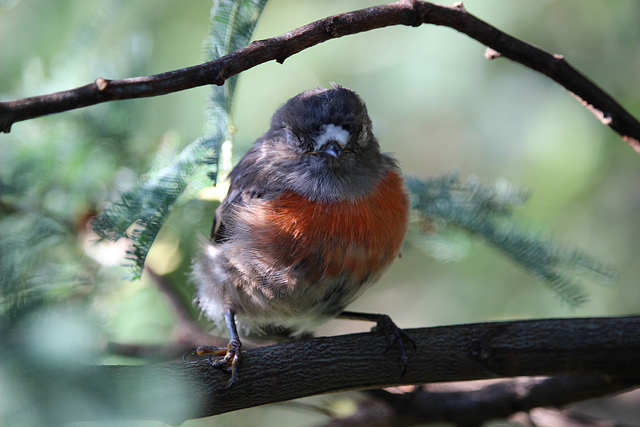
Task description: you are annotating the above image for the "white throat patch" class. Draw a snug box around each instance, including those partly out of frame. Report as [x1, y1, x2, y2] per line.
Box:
[313, 124, 350, 150]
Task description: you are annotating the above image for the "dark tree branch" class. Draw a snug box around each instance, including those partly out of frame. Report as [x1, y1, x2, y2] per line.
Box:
[322, 376, 631, 427]
[1, 1, 639, 152]
[45, 316, 640, 424]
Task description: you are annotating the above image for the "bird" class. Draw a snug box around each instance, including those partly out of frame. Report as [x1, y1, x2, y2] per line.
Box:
[190, 84, 411, 386]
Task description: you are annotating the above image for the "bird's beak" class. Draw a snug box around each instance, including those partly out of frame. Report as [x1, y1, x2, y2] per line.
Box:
[317, 139, 343, 158]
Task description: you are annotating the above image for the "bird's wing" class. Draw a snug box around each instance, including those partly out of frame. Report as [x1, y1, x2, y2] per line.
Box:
[211, 143, 272, 243]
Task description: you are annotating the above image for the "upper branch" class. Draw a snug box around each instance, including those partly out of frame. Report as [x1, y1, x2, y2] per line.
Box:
[1, 1, 639, 151]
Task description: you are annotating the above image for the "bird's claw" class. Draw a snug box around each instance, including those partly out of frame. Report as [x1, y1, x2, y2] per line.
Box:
[374, 314, 416, 376]
[185, 338, 243, 389]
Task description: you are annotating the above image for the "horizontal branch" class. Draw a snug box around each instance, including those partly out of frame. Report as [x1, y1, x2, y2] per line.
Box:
[1, 1, 639, 152]
[42, 315, 640, 424]
[325, 376, 633, 427]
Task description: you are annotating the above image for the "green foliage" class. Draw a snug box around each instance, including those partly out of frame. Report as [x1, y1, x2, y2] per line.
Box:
[0, 141, 113, 315]
[0, 105, 135, 316]
[0, 0, 172, 315]
[407, 174, 617, 307]
[91, 0, 268, 279]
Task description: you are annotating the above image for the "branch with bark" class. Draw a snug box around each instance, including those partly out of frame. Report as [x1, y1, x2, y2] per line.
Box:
[1, 0, 639, 152]
[43, 316, 640, 424]
[326, 377, 631, 427]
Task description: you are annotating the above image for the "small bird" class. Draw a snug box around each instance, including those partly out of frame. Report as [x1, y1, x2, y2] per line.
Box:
[191, 84, 411, 386]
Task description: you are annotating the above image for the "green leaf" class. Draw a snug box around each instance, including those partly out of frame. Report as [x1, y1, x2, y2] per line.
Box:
[406, 173, 617, 307]
[92, 0, 268, 279]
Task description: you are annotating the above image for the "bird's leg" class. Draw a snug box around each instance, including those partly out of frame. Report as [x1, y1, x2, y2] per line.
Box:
[191, 308, 242, 388]
[338, 311, 415, 376]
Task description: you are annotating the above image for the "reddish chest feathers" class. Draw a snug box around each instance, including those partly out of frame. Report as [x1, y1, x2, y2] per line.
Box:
[258, 170, 409, 284]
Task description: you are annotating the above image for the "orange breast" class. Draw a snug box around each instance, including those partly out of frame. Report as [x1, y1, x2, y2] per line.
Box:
[256, 170, 409, 285]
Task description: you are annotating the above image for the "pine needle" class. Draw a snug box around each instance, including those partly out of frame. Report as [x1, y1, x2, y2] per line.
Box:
[91, 0, 267, 279]
[407, 174, 617, 307]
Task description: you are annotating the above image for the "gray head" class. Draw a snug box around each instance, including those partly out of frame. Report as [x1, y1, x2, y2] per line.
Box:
[255, 84, 395, 202]
[270, 84, 375, 156]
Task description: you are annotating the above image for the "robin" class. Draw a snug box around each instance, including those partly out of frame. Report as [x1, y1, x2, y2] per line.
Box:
[191, 84, 411, 386]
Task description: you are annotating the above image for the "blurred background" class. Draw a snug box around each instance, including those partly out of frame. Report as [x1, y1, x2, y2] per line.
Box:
[1, 0, 640, 425]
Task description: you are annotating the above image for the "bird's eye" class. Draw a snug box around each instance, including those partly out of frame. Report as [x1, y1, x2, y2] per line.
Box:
[342, 123, 352, 132]
[285, 127, 301, 144]
[356, 126, 369, 147]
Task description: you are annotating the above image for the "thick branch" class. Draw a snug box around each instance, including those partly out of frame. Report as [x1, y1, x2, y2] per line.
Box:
[43, 315, 640, 424]
[1, 1, 639, 152]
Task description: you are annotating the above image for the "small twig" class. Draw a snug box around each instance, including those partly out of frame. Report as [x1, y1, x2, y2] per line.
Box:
[105, 341, 190, 361]
[106, 268, 264, 360]
[1, 1, 639, 152]
[106, 268, 228, 359]
[144, 267, 194, 326]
